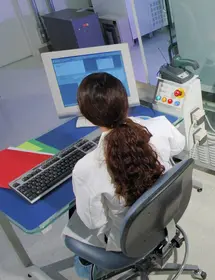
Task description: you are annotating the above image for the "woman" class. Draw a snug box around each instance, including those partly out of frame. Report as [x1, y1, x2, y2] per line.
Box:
[63, 72, 185, 275]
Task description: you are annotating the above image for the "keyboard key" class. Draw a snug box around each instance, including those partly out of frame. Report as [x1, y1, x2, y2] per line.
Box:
[81, 142, 96, 152]
[93, 136, 100, 144]
[30, 169, 41, 177]
[75, 139, 88, 147]
[59, 147, 76, 157]
[12, 182, 20, 189]
[22, 176, 30, 182]
[42, 157, 59, 169]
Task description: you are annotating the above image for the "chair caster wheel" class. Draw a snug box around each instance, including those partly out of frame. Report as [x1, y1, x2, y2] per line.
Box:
[197, 188, 203, 193]
[192, 269, 207, 279]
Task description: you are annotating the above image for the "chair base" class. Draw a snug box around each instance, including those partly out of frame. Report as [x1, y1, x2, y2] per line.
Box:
[154, 263, 207, 279]
[95, 262, 207, 280]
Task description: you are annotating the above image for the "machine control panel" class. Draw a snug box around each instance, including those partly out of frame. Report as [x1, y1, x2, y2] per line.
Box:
[154, 80, 186, 109]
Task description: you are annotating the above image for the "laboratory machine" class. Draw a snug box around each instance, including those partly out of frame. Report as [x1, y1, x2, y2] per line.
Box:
[9, 44, 140, 203]
[99, 15, 133, 48]
[42, 9, 104, 51]
[154, 63, 204, 150]
[91, 0, 168, 39]
[125, 0, 168, 39]
[152, 56, 215, 171]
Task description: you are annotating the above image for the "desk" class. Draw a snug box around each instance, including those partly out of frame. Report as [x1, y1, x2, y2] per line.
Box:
[0, 105, 180, 279]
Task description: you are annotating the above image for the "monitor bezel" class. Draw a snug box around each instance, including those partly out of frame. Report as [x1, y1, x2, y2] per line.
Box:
[41, 43, 140, 118]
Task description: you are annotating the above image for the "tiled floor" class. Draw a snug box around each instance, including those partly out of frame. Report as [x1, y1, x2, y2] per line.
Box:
[0, 30, 214, 279]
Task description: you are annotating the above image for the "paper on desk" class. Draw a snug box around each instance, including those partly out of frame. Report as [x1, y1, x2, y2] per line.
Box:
[9, 147, 54, 156]
[76, 117, 96, 128]
[76, 116, 152, 128]
[135, 116, 151, 120]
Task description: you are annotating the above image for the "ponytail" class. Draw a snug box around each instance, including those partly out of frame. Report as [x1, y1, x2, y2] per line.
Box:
[76, 72, 164, 204]
[105, 118, 165, 206]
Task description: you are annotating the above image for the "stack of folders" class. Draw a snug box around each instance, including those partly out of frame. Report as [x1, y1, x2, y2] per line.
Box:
[0, 139, 59, 189]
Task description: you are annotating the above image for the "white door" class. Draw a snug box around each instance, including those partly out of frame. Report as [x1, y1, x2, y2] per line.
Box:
[0, 0, 32, 67]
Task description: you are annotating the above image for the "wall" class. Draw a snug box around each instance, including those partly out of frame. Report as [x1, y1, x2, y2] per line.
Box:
[66, 0, 90, 9]
[0, 0, 32, 66]
[172, 0, 215, 92]
[91, 0, 127, 17]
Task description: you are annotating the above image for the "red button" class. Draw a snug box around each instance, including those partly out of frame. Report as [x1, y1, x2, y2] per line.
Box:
[168, 99, 173, 104]
[174, 90, 181, 97]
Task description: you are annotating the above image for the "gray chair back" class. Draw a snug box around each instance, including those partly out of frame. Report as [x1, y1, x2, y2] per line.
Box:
[120, 159, 194, 258]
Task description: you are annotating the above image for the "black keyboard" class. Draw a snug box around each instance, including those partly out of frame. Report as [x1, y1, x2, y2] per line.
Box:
[9, 131, 101, 204]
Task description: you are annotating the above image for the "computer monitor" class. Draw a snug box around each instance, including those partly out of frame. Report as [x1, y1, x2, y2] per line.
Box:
[42, 43, 140, 118]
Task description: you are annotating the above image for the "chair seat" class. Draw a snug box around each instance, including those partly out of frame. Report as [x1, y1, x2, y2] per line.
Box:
[64, 236, 139, 270]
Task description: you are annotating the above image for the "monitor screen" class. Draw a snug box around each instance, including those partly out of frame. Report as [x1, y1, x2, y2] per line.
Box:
[52, 51, 130, 108]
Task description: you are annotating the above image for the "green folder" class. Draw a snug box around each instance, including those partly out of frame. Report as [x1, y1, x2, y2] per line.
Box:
[17, 139, 59, 155]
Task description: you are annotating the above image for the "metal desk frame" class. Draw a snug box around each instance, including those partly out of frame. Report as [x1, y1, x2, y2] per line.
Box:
[0, 211, 55, 280]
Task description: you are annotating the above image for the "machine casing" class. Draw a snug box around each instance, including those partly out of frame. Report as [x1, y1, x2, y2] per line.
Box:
[43, 9, 104, 51]
[153, 76, 204, 151]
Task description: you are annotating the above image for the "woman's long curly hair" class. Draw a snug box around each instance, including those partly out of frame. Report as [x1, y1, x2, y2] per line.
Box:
[77, 72, 165, 206]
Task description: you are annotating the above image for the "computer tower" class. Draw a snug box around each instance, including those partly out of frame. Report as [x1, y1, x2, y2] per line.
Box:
[43, 9, 104, 51]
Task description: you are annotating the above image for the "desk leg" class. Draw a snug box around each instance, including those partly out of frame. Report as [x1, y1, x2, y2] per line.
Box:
[0, 212, 54, 280]
[0, 211, 32, 268]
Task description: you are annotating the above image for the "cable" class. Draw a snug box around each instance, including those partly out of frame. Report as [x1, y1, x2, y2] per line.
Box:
[171, 225, 189, 280]
[205, 115, 215, 134]
[187, 121, 202, 159]
[187, 122, 196, 157]
[206, 135, 215, 143]
[205, 143, 215, 147]
[203, 115, 215, 143]
[189, 142, 199, 159]
[207, 133, 215, 139]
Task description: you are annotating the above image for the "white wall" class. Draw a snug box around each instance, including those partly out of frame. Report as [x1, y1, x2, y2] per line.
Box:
[172, 0, 215, 92]
[65, 0, 90, 9]
[17, 0, 66, 51]
[91, 0, 127, 17]
[52, 0, 67, 11]
[0, 0, 32, 67]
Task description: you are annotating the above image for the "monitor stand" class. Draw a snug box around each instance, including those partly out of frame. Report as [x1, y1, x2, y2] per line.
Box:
[76, 116, 95, 128]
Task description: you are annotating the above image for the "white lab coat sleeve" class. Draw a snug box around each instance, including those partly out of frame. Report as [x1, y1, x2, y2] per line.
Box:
[72, 173, 108, 230]
[131, 116, 185, 156]
[167, 121, 186, 156]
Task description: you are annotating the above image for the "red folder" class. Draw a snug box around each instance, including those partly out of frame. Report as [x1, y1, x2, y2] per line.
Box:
[0, 149, 52, 189]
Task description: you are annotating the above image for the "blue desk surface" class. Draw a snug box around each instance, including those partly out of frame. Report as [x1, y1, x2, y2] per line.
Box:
[0, 106, 178, 232]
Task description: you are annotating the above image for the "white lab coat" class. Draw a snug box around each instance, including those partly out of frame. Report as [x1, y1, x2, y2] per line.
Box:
[63, 116, 185, 252]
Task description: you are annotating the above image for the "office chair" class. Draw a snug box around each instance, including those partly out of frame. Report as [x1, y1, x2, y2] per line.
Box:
[171, 157, 203, 193]
[65, 159, 207, 280]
